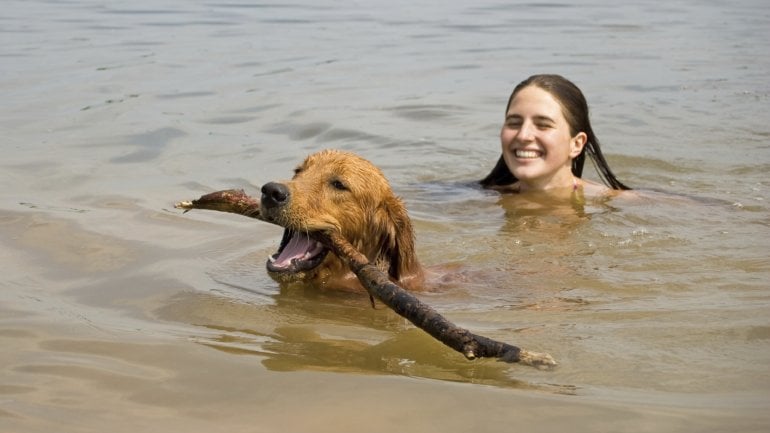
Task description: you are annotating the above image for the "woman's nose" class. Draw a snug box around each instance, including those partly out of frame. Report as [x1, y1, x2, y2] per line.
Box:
[516, 121, 536, 141]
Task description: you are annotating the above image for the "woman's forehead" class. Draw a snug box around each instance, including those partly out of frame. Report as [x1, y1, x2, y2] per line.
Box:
[507, 86, 565, 118]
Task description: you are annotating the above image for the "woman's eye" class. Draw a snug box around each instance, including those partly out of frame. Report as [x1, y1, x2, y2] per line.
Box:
[330, 179, 348, 191]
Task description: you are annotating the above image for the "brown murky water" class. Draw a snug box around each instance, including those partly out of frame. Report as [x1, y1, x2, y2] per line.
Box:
[2, 1, 769, 432]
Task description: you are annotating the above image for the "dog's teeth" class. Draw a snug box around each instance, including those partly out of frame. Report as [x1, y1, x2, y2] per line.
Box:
[268, 256, 275, 263]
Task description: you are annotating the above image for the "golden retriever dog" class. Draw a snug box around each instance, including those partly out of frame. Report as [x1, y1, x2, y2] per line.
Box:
[260, 149, 425, 291]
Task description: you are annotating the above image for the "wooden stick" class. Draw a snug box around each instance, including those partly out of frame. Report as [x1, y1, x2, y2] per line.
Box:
[316, 231, 556, 368]
[175, 189, 261, 219]
[175, 190, 556, 368]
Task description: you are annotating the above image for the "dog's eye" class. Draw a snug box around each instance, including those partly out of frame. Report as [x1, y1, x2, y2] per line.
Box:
[293, 167, 304, 178]
[330, 179, 348, 191]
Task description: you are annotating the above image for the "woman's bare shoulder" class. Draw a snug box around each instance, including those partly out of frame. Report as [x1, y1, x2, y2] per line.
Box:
[582, 180, 672, 203]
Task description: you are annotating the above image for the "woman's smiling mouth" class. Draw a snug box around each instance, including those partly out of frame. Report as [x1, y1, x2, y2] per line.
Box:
[514, 149, 543, 159]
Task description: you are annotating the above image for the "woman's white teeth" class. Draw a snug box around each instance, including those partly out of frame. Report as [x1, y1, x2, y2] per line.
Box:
[515, 149, 541, 158]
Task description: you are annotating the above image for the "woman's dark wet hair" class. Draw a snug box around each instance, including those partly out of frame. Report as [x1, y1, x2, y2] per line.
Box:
[480, 74, 630, 190]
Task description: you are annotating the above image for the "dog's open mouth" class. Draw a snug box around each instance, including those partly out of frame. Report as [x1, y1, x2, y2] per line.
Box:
[266, 229, 329, 273]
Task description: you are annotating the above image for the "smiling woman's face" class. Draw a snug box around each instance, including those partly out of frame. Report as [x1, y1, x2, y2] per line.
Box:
[500, 85, 586, 191]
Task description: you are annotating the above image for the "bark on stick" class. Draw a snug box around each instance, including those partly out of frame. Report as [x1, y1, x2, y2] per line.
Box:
[176, 189, 261, 219]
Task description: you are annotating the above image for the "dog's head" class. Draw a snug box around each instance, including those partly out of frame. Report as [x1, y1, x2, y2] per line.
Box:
[260, 149, 420, 289]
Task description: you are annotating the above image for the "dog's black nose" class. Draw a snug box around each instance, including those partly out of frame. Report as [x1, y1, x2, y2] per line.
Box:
[261, 182, 290, 208]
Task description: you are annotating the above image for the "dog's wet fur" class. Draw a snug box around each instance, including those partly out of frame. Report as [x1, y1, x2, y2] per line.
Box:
[260, 149, 425, 291]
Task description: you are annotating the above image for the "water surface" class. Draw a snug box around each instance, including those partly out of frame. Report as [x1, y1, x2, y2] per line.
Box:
[2, 1, 769, 432]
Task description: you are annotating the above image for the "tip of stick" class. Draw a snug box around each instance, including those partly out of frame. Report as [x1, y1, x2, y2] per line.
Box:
[518, 350, 557, 370]
[174, 200, 194, 210]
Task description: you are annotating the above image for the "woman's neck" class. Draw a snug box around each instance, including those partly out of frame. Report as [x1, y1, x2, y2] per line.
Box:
[515, 170, 578, 193]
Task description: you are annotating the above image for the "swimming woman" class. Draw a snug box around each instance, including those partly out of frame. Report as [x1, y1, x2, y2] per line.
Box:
[480, 74, 630, 196]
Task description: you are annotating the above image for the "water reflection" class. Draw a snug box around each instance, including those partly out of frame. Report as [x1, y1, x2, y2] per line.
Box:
[496, 190, 591, 235]
[156, 288, 574, 393]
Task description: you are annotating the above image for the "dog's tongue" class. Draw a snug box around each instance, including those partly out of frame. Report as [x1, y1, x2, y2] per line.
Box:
[273, 232, 323, 267]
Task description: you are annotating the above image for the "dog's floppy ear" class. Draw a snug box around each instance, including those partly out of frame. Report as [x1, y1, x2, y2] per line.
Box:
[374, 195, 421, 282]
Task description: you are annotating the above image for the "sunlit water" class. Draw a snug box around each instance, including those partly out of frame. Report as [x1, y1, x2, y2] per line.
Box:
[2, 1, 769, 432]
